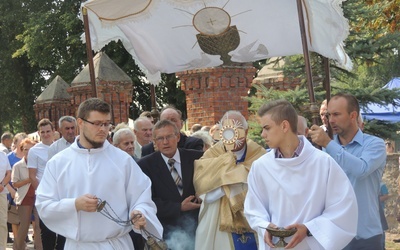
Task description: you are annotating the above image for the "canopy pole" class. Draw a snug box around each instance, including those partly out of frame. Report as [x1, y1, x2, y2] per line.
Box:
[323, 57, 331, 101]
[296, 0, 319, 125]
[150, 85, 159, 123]
[82, 7, 97, 97]
[323, 57, 333, 138]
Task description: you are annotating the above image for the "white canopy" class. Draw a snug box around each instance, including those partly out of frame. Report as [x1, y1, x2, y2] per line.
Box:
[361, 78, 400, 123]
[82, 0, 352, 84]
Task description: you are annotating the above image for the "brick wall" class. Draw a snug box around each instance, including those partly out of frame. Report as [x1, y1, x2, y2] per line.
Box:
[68, 80, 133, 126]
[178, 65, 257, 127]
[34, 100, 73, 130]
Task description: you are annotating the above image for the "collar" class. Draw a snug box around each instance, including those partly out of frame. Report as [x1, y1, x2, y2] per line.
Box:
[135, 140, 143, 149]
[60, 137, 75, 145]
[161, 149, 181, 165]
[77, 138, 86, 149]
[233, 144, 247, 163]
[334, 128, 363, 146]
[275, 136, 304, 158]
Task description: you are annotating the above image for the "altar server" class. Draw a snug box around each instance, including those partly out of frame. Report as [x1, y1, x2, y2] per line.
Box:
[244, 99, 358, 250]
[36, 98, 163, 249]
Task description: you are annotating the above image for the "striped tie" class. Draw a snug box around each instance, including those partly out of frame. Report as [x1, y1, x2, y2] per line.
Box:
[168, 158, 183, 195]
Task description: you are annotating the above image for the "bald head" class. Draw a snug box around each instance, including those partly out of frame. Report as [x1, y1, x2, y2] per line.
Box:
[134, 117, 153, 146]
[160, 108, 183, 131]
[297, 115, 309, 136]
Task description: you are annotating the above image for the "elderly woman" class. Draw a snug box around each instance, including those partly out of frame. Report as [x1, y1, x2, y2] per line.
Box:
[191, 130, 213, 152]
[11, 138, 42, 250]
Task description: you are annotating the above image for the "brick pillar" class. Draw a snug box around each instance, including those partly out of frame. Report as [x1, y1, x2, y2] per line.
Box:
[68, 80, 133, 125]
[33, 100, 74, 130]
[177, 65, 256, 128]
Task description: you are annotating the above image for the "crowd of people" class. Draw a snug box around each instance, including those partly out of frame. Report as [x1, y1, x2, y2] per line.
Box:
[0, 93, 392, 250]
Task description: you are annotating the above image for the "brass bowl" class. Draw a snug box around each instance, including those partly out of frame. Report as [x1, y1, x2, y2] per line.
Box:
[266, 227, 297, 247]
[266, 227, 297, 237]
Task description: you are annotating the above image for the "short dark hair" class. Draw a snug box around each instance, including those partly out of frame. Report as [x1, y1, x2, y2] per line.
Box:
[77, 98, 111, 119]
[1, 132, 13, 141]
[37, 118, 54, 130]
[258, 99, 298, 134]
[153, 119, 179, 137]
[330, 93, 360, 116]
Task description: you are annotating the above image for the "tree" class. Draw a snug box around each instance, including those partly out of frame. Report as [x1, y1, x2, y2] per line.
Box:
[2, 0, 186, 133]
[245, 0, 400, 142]
[1, 0, 399, 136]
[101, 41, 186, 119]
[0, 0, 44, 134]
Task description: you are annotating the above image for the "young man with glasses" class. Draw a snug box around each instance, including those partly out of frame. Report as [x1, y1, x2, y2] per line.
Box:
[36, 98, 162, 249]
[138, 119, 203, 249]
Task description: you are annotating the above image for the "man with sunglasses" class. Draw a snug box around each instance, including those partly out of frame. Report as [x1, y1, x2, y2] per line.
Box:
[36, 98, 162, 249]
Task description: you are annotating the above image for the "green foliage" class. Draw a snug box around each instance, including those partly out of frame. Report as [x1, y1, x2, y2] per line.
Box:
[245, 0, 400, 142]
[247, 75, 400, 142]
[246, 84, 323, 145]
[13, 0, 86, 82]
[0, 0, 399, 139]
[99, 41, 187, 119]
[363, 120, 400, 140]
[0, 0, 43, 134]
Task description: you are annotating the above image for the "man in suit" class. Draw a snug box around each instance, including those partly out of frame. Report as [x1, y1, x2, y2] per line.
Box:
[138, 119, 203, 249]
[141, 106, 203, 156]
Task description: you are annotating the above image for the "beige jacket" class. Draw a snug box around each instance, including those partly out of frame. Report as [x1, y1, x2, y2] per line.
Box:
[11, 158, 31, 205]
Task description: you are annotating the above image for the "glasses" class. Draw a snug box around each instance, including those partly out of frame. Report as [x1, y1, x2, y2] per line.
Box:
[81, 118, 112, 128]
[155, 134, 176, 143]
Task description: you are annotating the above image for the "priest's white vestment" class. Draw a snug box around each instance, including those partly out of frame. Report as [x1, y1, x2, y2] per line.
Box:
[244, 137, 358, 250]
[36, 138, 163, 249]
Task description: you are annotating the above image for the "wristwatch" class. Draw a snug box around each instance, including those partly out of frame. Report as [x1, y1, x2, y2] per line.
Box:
[306, 228, 313, 237]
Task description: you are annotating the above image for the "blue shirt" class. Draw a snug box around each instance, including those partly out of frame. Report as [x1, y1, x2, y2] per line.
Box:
[380, 182, 389, 209]
[7, 152, 21, 167]
[325, 129, 386, 239]
[7, 152, 21, 204]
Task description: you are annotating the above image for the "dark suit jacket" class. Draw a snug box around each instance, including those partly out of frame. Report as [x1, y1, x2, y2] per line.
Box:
[141, 133, 203, 157]
[137, 148, 203, 237]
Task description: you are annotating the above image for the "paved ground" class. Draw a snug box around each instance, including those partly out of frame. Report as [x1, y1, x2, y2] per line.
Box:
[6, 230, 400, 249]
